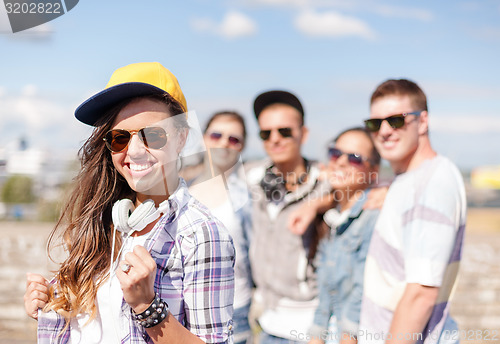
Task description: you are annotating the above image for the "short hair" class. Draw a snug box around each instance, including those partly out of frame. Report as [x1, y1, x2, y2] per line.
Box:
[331, 127, 381, 166]
[370, 79, 428, 112]
[204, 111, 247, 144]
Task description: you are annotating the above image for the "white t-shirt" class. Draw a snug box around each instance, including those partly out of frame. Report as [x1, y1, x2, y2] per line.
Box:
[69, 233, 151, 344]
[210, 200, 252, 309]
[359, 156, 466, 344]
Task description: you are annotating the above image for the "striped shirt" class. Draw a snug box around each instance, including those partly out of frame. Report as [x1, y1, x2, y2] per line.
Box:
[359, 156, 466, 344]
[37, 178, 235, 344]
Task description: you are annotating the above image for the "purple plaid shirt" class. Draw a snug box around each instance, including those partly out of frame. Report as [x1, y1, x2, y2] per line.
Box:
[37, 178, 235, 343]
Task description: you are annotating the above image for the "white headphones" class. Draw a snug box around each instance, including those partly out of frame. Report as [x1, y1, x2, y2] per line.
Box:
[108, 198, 169, 338]
[109, 198, 170, 279]
[112, 198, 170, 235]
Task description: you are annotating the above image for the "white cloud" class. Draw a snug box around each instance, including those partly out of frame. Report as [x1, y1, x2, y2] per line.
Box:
[373, 5, 433, 21]
[244, 0, 354, 9]
[431, 115, 500, 134]
[249, 0, 312, 6]
[191, 11, 258, 39]
[244, 0, 433, 21]
[22, 84, 38, 97]
[294, 10, 375, 39]
[0, 87, 93, 152]
[0, 86, 68, 130]
[424, 82, 500, 99]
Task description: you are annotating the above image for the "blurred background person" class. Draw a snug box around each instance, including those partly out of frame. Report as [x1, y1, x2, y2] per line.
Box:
[308, 127, 380, 344]
[359, 79, 467, 344]
[187, 111, 253, 344]
[245, 90, 331, 344]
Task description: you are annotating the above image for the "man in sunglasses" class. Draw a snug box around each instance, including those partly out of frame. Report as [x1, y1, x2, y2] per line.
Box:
[245, 90, 330, 344]
[359, 79, 467, 344]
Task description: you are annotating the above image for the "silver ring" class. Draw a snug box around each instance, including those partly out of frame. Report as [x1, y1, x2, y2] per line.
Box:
[121, 263, 131, 273]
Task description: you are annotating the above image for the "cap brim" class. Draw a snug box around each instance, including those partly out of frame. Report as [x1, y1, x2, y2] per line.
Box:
[253, 90, 304, 119]
[75, 82, 166, 126]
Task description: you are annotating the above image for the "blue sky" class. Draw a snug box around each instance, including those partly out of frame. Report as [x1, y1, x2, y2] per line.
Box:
[1, 0, 499, 170]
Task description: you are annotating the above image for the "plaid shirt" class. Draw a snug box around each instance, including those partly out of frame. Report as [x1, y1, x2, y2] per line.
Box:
[38, 178, 235, 344]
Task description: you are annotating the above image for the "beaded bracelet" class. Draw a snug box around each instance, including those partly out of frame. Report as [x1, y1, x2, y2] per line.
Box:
[132, 293, 169, 328]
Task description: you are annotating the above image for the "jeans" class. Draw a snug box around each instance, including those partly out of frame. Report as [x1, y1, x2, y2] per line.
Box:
[233, 303, 252, 344]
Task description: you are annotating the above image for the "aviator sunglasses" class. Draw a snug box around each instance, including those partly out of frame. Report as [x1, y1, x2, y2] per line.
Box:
[104, 127, 168, 153]
[364, 111, 422, 132]
[207, 131, 243, 147]
[328, 147, 370, 166]
[259, 127, 293, 141]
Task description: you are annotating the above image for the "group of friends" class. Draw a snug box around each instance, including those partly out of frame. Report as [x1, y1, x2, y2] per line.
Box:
[23, 62, 466, 344]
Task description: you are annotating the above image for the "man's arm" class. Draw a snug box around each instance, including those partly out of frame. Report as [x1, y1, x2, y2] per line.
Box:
[386, 283, 439, 344]
[288, 192, 335, 235]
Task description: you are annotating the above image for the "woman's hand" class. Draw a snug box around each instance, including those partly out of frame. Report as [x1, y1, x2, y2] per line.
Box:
[24, 273, 49, 320]
[116, 245, 157, 313]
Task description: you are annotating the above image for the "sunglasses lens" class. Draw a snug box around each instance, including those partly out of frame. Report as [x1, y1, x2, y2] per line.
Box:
[278, 128, 293, 138]
[209, 132, 223, 141]
[139, 127, 168, 149]
[348, 154, 363, 165]
[387, 115, 405, 129]
[364, 119, 381, 132]
[106, 130, 131, 152]
[328, 148, 342, 160]
[259, 130, 271, 140]
[228, 136, 242, 146]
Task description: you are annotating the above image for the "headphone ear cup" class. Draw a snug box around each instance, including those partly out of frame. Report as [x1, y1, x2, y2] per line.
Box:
[127, 199, 157, 230]
[112, 199, 135, 234]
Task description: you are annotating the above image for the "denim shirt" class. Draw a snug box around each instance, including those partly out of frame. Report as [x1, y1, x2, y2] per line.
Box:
[309, 190, 379, 338]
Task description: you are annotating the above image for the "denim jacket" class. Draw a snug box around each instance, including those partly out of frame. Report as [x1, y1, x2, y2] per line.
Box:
[309, 190, 379, 338]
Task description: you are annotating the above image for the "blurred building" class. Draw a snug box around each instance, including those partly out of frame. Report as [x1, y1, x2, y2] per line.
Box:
[0, 137, 77, 219]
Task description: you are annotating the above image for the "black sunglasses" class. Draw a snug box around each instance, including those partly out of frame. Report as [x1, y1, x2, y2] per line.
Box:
[328, 147, 370, 166]
[259, 127, 293, 141]
[104, 127, 168, 153]
[207, 131, 243, 147]
[364, 111, 422, 132]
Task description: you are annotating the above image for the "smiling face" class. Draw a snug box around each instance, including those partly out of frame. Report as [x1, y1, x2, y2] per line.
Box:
[257, 104, 307, 166]
[370, 95, 427, 173]
[110, 98, 185, 202]
[328, 130, 378, 193]
[203, 116, 245, 171]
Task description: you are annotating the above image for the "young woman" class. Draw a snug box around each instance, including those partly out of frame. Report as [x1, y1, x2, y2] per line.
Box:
[24, 62, 235, 344]
[187, 111, 252, 344]
[308, 127, 380, 344]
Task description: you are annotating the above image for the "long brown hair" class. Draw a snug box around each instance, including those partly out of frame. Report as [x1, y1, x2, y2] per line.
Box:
[45, 93, 186, 322]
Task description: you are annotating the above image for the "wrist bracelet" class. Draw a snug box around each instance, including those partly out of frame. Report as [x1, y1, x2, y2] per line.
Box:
[132, 293, 169, 328]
